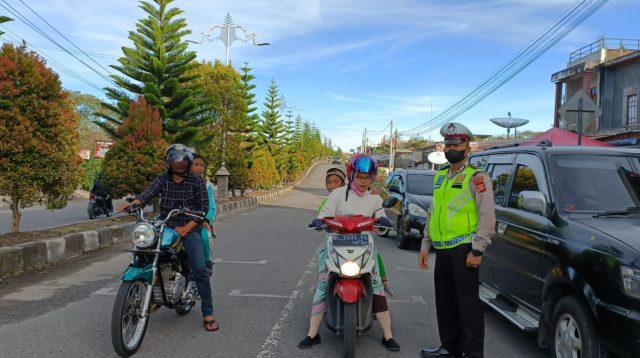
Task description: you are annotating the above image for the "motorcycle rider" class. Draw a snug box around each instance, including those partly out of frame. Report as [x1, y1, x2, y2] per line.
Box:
[90, 172, 113, 215]
[118, 144, 218, 332]
[320, 167, 392, 293]
[298, 154, 401, 352]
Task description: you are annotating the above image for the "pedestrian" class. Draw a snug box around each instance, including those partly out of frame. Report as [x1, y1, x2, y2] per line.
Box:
[192, 153, 217, 275]
[419, 122, 496, 358]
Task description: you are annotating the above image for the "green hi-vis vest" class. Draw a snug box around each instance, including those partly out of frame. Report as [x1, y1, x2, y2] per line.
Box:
[428, 165, 481, 249]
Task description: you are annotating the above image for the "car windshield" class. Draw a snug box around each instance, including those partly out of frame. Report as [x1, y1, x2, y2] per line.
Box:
[406, 174, 434, 195]
[549, 154, 640, 212]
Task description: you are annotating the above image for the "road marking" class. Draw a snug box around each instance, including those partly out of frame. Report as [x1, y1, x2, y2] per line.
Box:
[213, 258, 268, 265]
[256, 255, 317, 358]
[92, 287, 117, 295]
[229, 289, 292, 299]
[388, 295, 427, 304]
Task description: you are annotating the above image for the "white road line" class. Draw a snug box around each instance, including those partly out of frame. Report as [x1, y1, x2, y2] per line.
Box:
[388, 295, 427, 304]
[213, 258, 268, 265]
[395, 266, 425, 272]
[92, 287, 117, 295]
[229, 289, 292, 299]
[256, 254, 317, 358]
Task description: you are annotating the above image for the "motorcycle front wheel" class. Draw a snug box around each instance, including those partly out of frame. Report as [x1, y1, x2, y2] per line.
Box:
[343, 302, 356, 358]
[111, 280, 150, 357]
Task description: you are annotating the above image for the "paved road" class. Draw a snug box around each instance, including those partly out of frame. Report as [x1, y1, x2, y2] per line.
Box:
[0, 164, 549, 357]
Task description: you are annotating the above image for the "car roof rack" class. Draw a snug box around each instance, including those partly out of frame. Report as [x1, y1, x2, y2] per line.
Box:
[487, 139, 553, 150]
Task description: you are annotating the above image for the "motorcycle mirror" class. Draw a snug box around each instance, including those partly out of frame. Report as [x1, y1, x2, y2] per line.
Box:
[382, 197, 399, 208]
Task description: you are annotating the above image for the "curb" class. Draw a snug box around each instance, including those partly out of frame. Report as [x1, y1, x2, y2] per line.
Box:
[0, 163, 318, 278]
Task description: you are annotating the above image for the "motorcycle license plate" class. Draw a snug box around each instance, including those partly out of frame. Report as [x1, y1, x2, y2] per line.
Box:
[331, 234, 369, 246]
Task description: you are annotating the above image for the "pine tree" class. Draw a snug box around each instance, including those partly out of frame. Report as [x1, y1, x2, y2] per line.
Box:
[0, 43, 82, 232]
[239, 62, 260, 145]
[259, 79, 286, 151]
[97, 0, 211, 145]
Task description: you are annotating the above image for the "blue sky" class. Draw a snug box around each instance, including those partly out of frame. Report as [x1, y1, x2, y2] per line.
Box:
[1, 0, 638, 151]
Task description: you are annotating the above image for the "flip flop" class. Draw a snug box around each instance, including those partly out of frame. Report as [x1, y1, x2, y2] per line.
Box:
[204, 319, 220, 332]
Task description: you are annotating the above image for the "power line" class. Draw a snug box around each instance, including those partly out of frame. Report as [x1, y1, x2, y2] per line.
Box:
[2, 29, 104, 91]
[0, 0, 116, 87]
[367, 121, 391, 136]
[17, 0, 115, 76]
[399, 0, 609, 137]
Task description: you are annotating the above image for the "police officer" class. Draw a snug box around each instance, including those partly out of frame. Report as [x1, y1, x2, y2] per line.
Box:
[419, 122, 496, 358]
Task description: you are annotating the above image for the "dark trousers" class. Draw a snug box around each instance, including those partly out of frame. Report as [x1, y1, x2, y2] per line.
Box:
[434, 243, 484, 358]
[182, 231, 213, 316]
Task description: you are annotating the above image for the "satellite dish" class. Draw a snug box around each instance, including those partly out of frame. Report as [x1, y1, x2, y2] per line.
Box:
[490, 112, 529, 139]
[428, 151, 448, 165]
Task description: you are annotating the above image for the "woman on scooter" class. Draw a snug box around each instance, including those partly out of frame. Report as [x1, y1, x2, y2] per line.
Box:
[299, 154, 400, 352]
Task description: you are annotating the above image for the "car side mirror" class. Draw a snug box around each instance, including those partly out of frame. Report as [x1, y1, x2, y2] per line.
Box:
[389, 184, 402, 194]
[518, 191, 548, 216]
[383, 197, 399, 208]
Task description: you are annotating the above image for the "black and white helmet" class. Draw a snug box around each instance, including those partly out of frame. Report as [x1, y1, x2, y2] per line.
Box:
[164, 144, 194, 171]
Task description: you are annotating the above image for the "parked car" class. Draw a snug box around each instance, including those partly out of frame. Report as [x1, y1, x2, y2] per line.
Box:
[380, 169, 435, 249]
[332, 156, 342, 165]
[468, 143, 640, 358]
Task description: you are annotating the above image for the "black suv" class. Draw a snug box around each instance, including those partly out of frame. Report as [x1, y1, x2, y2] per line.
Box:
[468, 144, 640, 358]
[380, 169, 436, 249]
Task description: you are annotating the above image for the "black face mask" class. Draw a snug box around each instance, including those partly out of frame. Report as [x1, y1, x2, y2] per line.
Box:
[445, 149, 466, 164]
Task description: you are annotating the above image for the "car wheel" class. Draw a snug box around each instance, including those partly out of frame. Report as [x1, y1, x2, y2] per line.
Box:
[549, 296, 606, 358]
[395, 217, 410, 249]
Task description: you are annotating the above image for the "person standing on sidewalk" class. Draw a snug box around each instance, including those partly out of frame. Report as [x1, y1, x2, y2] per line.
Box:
[418, 122, 496, 358]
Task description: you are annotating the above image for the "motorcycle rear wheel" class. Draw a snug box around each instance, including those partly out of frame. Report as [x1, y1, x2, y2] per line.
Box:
[111, 280, 150, 357]
[343, 303, 356, 358]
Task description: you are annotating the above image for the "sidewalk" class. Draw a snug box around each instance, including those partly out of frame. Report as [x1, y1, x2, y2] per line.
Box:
[0, 163, 317, 277]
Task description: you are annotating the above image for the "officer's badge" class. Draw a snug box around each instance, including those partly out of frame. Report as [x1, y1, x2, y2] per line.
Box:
[446, 123, 457, 135]
[472, 175, 486, 193]
[434, 175, 445, 189]
[451, 174, 465, 189]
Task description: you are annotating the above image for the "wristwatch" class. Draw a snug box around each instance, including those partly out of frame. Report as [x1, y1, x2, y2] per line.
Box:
[471, 249, 484, 257]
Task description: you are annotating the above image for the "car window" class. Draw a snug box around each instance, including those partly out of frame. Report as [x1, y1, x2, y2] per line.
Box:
[490, 164, 513, 206]
[389, 174, 401, 188]
[407, 174, 434, 195]
[508, 165, 540, 208]
[383, 174, 394, 188]
[550, 154, 640, 212]
[469, 155, 489, 171]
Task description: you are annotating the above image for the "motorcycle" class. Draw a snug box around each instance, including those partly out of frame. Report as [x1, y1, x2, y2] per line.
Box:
[315, 197, 397, 358]
[87, 193, 111, 219]
[111, 206, 205, 357]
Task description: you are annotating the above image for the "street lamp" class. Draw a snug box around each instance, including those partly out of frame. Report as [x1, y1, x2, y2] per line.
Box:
[189, 13, 270, 66]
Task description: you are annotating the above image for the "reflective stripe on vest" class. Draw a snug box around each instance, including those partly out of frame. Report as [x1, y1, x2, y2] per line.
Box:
[428, 166, 481, 249]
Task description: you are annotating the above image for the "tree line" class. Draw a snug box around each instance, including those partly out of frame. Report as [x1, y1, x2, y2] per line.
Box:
[0, 0, 334, 232]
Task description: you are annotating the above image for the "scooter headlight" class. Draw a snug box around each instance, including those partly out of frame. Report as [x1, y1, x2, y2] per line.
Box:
[340, 261, 360, 277]
[132, 223, 156, 248]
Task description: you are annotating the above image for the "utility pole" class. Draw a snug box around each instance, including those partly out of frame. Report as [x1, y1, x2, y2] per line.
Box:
[389, 120, 394, 173]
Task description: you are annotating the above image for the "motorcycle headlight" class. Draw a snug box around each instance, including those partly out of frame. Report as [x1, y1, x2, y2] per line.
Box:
[132, 223, 156, 248]
[621, 265, 640, 299]
[408, 203, 427, 217]
[340, 261, 360, 277]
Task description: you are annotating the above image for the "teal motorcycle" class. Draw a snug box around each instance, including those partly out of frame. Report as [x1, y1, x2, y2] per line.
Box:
[111, 207, 204, 357]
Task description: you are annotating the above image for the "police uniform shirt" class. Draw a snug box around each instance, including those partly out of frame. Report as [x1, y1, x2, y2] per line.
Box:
[421, 163, 496, 252]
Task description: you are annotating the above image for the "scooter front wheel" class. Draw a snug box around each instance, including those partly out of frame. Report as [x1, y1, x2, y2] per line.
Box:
[343, 302, 356, 358]
[111, 280, 150, 357]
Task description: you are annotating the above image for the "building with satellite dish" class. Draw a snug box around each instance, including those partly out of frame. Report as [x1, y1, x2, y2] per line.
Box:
[551, 38, 640, 146]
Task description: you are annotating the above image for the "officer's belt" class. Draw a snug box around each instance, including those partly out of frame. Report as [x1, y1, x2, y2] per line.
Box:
[431, 234, 471, 249]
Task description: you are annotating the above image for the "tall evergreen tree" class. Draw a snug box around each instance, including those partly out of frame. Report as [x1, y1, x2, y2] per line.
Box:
[259, 79, 286, 151]
[0, 16, 12, 37]
[239, 62, 259, 145]
[97, 0, 211, 145]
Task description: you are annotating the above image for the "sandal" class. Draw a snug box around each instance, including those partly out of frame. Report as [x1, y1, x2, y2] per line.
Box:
[204, 319, 219, 332]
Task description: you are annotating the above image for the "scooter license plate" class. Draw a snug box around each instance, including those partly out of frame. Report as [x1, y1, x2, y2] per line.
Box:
[331, 234, 369, 246]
